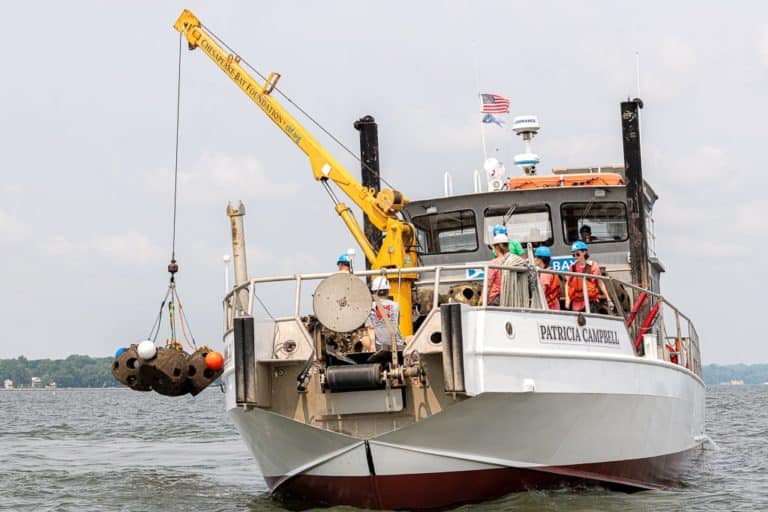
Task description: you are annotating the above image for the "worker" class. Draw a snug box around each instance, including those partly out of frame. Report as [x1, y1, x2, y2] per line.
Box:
[509, 239, 526, 258]
[533, 246, 561, 310]
[337, 253, 352, 272]
[365, 276, 404, 350]
[565, 241, 612, 312]
[486, 233, 526, 306]
[579, 224, 595, 243]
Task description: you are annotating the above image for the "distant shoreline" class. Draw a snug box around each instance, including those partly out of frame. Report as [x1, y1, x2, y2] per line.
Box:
[0, 386, 124, 391]
[3, 357, 768, 387]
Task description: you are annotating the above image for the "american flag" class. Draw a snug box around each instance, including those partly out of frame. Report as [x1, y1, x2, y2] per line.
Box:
[480, 93, 510, 114]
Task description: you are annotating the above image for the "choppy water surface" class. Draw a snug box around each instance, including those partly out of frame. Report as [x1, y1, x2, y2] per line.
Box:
[0, 385, 765, 511]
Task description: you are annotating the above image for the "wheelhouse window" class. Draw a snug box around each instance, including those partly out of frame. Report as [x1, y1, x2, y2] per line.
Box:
[412, 209, 478, 254]
[483, 205, 553, 246]
[561, 202, 628, 244]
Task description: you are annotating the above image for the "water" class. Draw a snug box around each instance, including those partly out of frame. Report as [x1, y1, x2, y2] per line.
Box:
[0, 386, 765, 511]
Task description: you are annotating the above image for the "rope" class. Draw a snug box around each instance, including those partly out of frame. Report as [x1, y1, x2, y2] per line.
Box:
[147, 287, 172, 342]
[200, 23, 397, 191]
[176, 292, 198, 349]
[168, 291, 177, 344]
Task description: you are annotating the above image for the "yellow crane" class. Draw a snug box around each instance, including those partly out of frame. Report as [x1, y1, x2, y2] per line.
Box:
[173, 10, 417, 335]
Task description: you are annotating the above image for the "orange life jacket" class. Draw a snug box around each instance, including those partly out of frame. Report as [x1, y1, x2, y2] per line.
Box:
[544, 274, 561, 308]
[568, 261, 600, 303]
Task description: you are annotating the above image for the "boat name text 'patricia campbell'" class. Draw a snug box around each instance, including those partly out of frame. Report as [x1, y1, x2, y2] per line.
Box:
[537, 323, 620, 346]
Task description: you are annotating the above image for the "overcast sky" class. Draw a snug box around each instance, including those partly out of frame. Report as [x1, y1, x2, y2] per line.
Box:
[0, 1, 765, 364]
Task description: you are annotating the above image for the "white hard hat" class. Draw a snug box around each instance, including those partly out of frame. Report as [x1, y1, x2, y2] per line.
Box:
[371, 276, 390, 292]
[492, 233, 509, 245]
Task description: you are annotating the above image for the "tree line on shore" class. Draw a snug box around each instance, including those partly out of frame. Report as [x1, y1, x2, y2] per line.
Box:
[1, 355, 767, 388]
[0, 355, 118, 388]
[702, 364, 768, 385]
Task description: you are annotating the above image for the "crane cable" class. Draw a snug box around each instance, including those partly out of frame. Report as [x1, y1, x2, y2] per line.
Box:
[199, 23, 398, 192]
[145, 33, 196, 352]
[171, 32, 183, 265]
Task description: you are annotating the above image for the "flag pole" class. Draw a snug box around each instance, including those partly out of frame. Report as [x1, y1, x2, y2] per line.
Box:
[473, 49, 488, 160]
[479, 109, 488, 161]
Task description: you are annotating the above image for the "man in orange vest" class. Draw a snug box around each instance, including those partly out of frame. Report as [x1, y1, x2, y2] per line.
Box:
[564, 241, 612, 312]
[533, 246, 561, 310]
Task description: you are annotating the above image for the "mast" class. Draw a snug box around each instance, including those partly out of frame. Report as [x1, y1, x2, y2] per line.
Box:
[354, 115, 382, 268]
[620, 98, 649, 290]
[227, 200, 249, 314]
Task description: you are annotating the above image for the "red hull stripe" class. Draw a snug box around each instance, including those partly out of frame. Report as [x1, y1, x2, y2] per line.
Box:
[265, 448, 697, 510]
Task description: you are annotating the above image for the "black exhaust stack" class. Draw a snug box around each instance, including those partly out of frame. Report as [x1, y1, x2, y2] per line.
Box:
[621, 98, 650, 290]
[234, 316, 258, 405]
[354, 115, 383, 268]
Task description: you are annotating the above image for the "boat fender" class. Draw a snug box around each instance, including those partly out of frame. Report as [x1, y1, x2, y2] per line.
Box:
[137, 340, 158, 360]
[325, 363, 384, 392]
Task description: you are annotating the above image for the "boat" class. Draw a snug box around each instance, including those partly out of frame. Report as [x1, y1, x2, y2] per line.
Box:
[173, 10, 705, 510]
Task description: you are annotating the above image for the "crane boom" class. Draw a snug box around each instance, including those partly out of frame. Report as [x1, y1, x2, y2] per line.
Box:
[173, 10, 417, 335]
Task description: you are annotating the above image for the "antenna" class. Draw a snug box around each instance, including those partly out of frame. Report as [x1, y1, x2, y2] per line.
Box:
[443, 171, 454, 197]
[473, 169, 483, 193]
[483, 157, 505, 191]
[512, 115, 541, 175]
[222, 254, 231, 292]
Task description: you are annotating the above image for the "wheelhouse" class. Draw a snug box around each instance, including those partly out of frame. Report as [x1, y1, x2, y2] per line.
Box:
[403, 166, 663, 292]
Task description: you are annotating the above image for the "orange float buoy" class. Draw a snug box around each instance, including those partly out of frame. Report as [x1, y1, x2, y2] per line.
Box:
[205, 351, 224, 371]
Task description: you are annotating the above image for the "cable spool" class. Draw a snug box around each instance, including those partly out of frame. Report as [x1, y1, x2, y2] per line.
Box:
[313, 272, 371, 332]
[325, 363, 384, 392]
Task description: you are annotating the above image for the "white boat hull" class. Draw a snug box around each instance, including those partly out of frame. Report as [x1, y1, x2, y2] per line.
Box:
[228, 371, 703, 509]
[224, 307, 705, 509]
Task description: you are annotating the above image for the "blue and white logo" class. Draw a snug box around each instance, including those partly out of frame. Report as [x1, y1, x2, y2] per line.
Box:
[466, 268, 485, 280]
[551, 256, 575, 272]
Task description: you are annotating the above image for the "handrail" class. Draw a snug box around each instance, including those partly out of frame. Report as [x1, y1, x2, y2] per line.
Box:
[223, 262, 701, 376]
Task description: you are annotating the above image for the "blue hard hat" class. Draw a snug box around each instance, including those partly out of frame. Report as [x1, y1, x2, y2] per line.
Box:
[570, 240, 588, 253]
[115, 347, 127, 359]
[337, 253, 351, 265]
[534, 246, 551, 258]
[492, 224, 508, 236]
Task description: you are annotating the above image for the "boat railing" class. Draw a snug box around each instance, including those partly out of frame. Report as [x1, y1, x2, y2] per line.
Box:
[223, 262, 701, 377]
